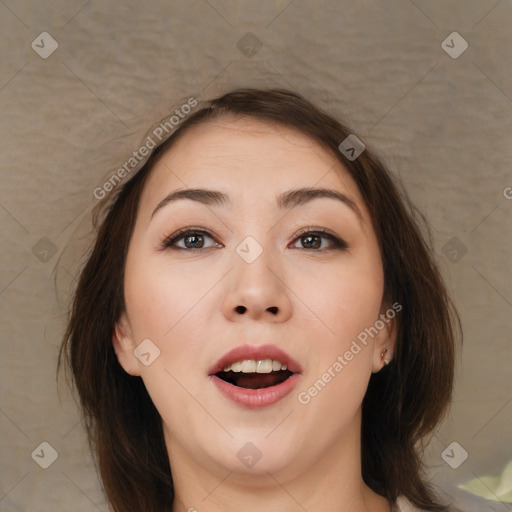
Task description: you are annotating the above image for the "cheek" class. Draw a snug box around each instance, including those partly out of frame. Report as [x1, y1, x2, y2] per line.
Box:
[294, 265, 382, 424]
[297, 256, 384, 345]
[124, 256, 216, 387]
[122, 262, 208, 424]
[125, 254, 204, 339]
[339, 275, 383, 336]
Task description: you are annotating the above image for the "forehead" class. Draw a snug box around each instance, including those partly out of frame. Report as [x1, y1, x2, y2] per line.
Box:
[140, 116, 366, 216]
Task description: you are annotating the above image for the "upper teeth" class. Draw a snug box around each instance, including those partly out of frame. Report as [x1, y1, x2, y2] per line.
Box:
[222, 359, 288, 373]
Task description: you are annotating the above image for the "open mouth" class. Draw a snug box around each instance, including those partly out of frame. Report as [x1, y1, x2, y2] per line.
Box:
[210, 353, 302, 408]
[215, 369, 294, 389]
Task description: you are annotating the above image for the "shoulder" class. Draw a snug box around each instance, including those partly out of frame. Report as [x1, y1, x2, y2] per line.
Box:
[395, 486, 511, 512]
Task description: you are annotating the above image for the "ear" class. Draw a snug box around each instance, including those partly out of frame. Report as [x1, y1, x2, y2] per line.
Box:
[371, 304, 398, 374]
[112, 311, 141, 376]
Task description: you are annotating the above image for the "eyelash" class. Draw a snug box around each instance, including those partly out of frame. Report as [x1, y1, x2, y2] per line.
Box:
[160, 226, 348, 252]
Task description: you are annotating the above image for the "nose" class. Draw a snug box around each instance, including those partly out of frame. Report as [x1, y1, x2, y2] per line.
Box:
[221, 244, 292, 323]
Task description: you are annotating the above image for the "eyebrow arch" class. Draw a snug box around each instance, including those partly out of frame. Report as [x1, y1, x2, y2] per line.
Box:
[150, 187, 363, 223]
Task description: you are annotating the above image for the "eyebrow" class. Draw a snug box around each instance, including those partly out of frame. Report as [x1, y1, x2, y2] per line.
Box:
[150, 187, 364, 223]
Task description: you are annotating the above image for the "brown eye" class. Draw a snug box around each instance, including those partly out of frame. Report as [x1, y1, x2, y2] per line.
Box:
[162, 229, 220, 251]
[290, 229, 348, 251]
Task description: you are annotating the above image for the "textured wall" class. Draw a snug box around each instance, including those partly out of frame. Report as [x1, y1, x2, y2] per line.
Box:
[1, 1, 511, 510]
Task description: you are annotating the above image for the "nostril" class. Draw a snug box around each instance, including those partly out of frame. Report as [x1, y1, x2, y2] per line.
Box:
[235, 306, 278, 314]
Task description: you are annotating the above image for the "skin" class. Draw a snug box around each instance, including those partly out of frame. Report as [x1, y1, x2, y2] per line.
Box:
[113, 116, 396, 512]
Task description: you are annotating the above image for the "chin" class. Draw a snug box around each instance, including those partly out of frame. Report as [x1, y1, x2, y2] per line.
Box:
[203, 435, 306, 481]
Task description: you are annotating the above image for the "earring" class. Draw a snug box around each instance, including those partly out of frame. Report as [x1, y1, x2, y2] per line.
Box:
[381, 348, 390, 365]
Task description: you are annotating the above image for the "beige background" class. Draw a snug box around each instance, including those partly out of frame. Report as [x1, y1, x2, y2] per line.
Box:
[1, 1, 511, 511]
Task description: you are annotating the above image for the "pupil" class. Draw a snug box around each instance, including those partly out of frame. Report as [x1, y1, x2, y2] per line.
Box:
[303, 235, 320, 249]
[185, 235, 203, 248]
[184, 234, 320, 249]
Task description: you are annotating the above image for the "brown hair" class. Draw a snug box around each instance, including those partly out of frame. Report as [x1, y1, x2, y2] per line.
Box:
[58, 88, 462, 512]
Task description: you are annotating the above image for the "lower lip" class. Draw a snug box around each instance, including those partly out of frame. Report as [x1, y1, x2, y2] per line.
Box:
[210, 373, 300, 409]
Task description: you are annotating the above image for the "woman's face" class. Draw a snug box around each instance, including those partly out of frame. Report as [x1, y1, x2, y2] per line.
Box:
[113, 116, 396, 483]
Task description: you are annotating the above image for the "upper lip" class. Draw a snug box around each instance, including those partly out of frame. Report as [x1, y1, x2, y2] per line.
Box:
[208, 344, 303, 375]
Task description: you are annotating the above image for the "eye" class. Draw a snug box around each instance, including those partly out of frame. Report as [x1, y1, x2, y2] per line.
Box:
[160, 227, 348, 252]
[290, 228, 348, 251]
[161, 228, 221, 252]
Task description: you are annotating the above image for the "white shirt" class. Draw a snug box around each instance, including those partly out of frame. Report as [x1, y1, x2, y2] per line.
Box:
[392, 495, 426, 511]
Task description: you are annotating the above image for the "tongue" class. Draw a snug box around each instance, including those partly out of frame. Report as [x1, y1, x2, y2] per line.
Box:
[220, 371, 291, 389]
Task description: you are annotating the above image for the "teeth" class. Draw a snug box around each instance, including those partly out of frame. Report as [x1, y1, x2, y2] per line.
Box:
[257, 359, 272, 373]
[222, 359, 288, 373]
[241, 360, 256, 372]
[230, 361, 242, 372]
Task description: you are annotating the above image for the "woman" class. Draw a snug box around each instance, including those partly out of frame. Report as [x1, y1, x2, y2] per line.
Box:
[59, 88, 464, 512]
